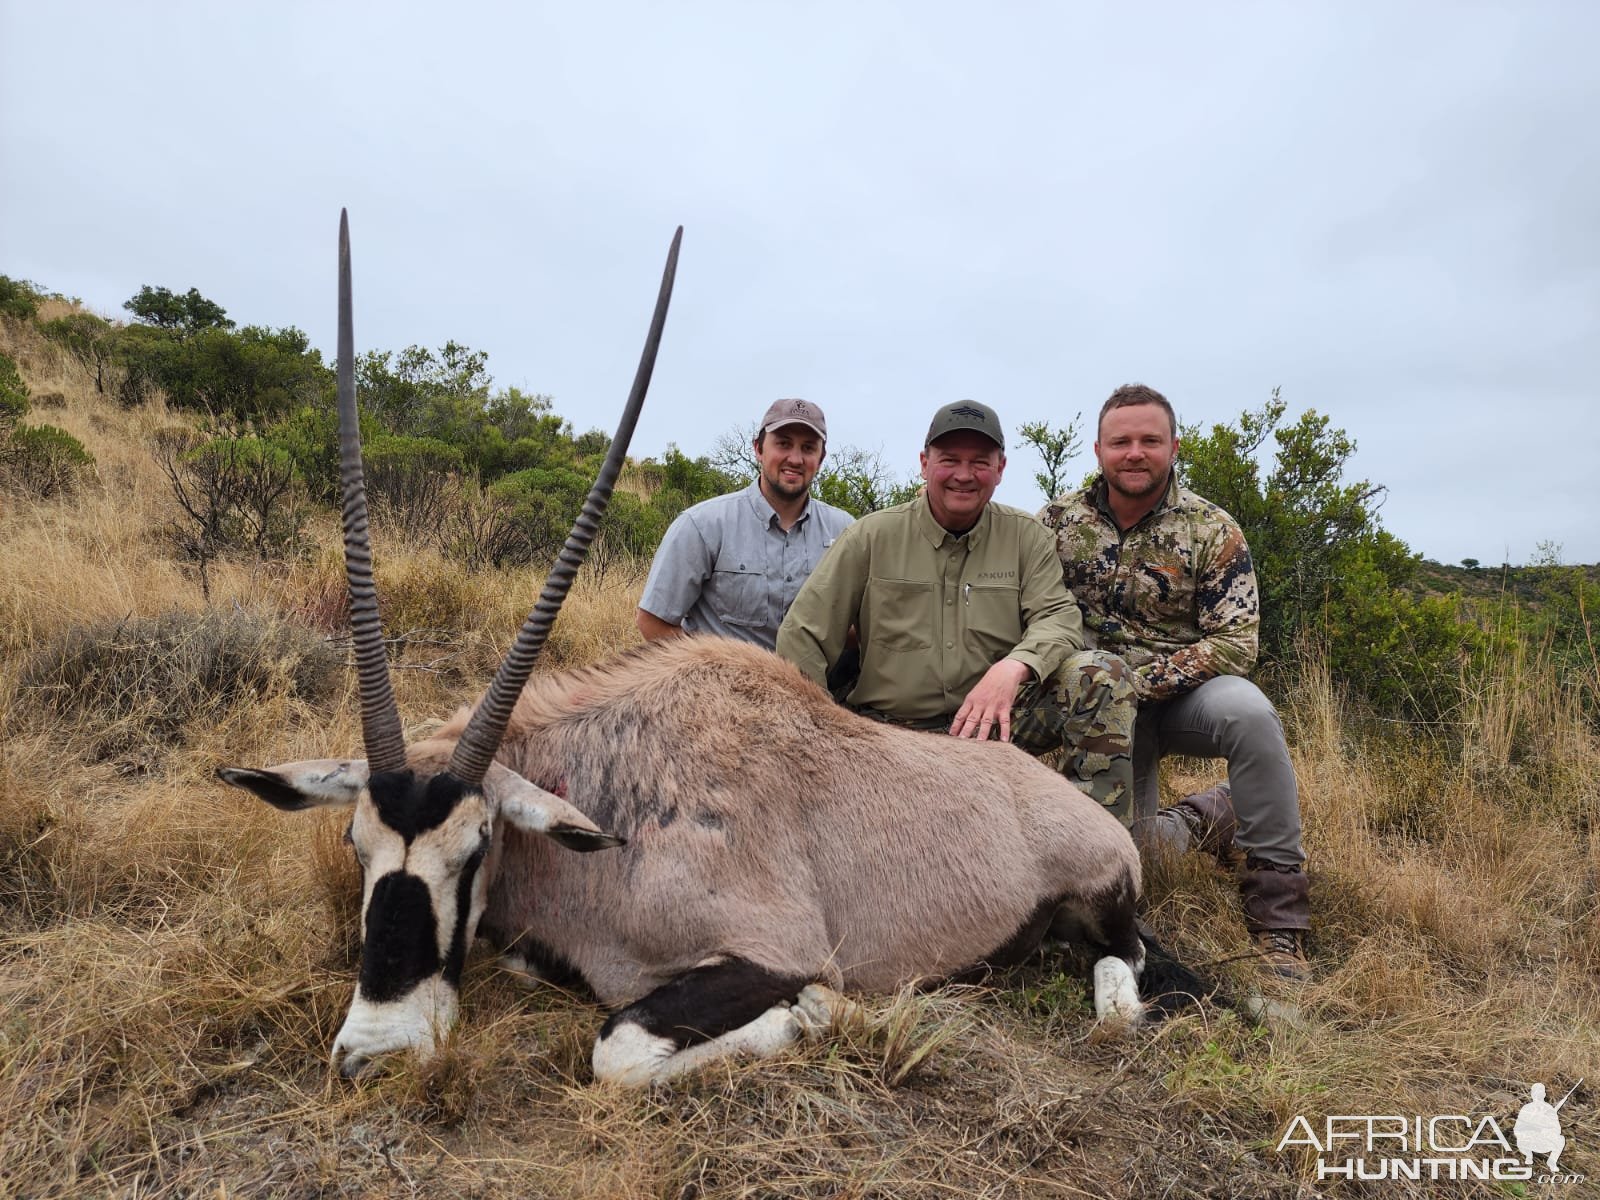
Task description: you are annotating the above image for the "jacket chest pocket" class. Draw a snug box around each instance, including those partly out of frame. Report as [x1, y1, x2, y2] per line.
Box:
[865, 577, 935, 652]
[965, 583, 1022, 652]
[708, 566, 767, 629]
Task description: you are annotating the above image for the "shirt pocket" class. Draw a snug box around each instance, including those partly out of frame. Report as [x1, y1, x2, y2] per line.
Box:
[865, 577, 935, 652]
[707, 566, 767, 629]
[965, 582, 1022, 656]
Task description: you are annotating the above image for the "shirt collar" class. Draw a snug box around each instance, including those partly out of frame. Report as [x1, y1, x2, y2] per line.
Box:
[743, 479, 810, 529]
[1089, 471, 1179, 525]
[914, 492, 990, 549]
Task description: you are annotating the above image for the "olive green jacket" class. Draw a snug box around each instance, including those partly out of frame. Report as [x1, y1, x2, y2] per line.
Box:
[776, 494, 1084, 720]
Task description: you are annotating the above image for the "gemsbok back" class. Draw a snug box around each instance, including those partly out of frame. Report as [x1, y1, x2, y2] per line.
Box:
[218, 215, 1173, 1086]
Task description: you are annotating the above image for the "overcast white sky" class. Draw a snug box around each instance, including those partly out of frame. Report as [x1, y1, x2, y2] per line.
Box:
[3, 2, 1596, 565]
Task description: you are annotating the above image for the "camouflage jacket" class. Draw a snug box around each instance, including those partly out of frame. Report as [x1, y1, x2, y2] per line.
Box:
[1038, 474, 1258, 702]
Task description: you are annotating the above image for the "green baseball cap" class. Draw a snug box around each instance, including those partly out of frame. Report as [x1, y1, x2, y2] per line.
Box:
[925, 400, 1004, 451]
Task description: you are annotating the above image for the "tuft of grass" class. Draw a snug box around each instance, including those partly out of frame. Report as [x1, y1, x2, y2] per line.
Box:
[18, 608, 340, 769]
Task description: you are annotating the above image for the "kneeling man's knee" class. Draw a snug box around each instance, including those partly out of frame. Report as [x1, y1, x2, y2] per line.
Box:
[1057, 650, 1137, 704]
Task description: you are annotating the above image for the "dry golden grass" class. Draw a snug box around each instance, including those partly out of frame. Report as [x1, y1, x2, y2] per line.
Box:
[2, 317, 1597, 1197]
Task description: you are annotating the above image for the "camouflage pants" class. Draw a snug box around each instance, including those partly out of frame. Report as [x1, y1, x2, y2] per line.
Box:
[1010, 650, 1137, 822]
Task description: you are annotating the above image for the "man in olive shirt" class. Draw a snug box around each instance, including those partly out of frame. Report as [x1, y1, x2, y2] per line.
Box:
[777, 401, 1137, 815]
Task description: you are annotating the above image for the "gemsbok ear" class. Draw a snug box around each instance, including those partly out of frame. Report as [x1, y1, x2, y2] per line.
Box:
[216, 760, 371, 811]
[488, 764, 625, 852]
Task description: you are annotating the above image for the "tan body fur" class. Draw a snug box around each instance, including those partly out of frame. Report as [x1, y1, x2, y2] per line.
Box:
[410, 637, 1141, 1006]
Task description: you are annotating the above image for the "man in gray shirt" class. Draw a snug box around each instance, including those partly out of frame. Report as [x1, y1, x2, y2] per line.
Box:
[636, 399, 854, 650]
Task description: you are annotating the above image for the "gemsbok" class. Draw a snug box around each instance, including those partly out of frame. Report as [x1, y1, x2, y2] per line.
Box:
[218, 215, 1183, 1086]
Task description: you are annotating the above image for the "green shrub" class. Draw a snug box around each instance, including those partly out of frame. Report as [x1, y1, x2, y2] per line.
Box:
[364, 434, 466, 542]
[0, 275, 40, 321]
[3, 424, 95, 498]
[18, 608, 341, 767]
[0, 352, 27, 433]
[154, 427, 305, 578]
[41, 312, 117, 394]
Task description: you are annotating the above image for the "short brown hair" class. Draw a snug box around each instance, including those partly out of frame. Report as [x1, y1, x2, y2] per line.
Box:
[1097, 384, 1176, 439]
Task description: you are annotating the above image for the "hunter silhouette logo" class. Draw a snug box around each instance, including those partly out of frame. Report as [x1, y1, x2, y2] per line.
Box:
[1278, 1078, 1585, 1184]
[1516, 1081, 1576, 1171]
[948, 404, 988, 421]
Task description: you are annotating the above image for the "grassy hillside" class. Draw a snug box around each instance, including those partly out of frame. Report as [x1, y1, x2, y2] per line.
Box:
[1, 308, 1597, 1198]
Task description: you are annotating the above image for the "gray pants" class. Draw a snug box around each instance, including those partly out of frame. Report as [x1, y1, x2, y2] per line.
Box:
[1133, 674, 1304, 868]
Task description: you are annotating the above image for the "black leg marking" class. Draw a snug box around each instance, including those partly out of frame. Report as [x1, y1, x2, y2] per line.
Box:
[480, 923, 591, 995]
[600, 959, 811, 1052]
[1091, 871, 1143, 967]
[953, 895, 1066, 983]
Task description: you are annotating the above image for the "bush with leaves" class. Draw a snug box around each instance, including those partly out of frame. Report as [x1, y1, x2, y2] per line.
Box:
[0, 275, 41, 321]
[5, 424, 96, 498]
[1179, 391, 1483, 718]
[41, 312, 118, 394]
[1017, 416, 1084, 503]
[364, 434, 467, 544]
[813, 445, 922, 517]
[0, 352, 26, 432]
[117, 322, 331, 422]
[123, 285, 235, 336]
[0, 351, 95, 498]
[154, 427, 305, 597]
[589, 489, 670, 577]
[482, 466, 594, 565]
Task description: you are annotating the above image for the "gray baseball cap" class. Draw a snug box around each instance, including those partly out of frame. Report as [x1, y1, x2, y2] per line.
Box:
[925, 400, 1004, 451]
[760, 398, 827, 441]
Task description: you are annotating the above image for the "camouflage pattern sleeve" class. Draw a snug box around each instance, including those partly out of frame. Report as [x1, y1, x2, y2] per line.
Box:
[1133, 518, 1259, 701]
[1009, 517, 1085, 682]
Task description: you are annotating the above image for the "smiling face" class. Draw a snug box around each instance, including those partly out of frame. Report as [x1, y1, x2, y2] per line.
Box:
[920, 430, 1005, 532]
[754, 423, 825, 503]
[1094, 402, 1178, 506]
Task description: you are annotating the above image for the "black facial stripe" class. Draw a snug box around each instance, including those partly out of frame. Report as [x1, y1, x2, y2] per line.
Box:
[443, 846, 486, 986]
[358, 870, 442, 1003]
[370, 770, 474, 844]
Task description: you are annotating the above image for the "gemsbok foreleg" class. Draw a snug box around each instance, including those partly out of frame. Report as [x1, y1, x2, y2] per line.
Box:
[590, 959, 851, 1086]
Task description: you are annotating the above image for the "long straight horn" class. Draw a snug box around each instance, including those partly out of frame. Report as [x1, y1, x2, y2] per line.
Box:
[337, 210, 407, 773]
[449, 226, 683, 784]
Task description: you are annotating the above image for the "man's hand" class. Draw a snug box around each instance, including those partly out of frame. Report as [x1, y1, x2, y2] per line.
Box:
[949, 658, 1031, 742]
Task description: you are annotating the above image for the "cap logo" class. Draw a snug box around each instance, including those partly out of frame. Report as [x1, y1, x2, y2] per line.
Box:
[790, 401, 810, 414]
[948, 404, 987, 421]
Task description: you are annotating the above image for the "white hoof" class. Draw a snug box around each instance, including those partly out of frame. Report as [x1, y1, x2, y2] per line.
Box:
[792, 983, 856, 1039]
[1092, 957, 1144, 1024]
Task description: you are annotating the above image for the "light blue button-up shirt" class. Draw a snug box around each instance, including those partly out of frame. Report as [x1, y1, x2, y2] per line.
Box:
[638, 482, 854, 650]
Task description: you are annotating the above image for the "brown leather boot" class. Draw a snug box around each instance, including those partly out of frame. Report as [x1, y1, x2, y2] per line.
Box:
[1168, 782, 1239, 863]
[1239, 856, 1311, 983]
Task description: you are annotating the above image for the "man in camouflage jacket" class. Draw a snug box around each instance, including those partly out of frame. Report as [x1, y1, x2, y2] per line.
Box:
[1039, 384, 1311, 981]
